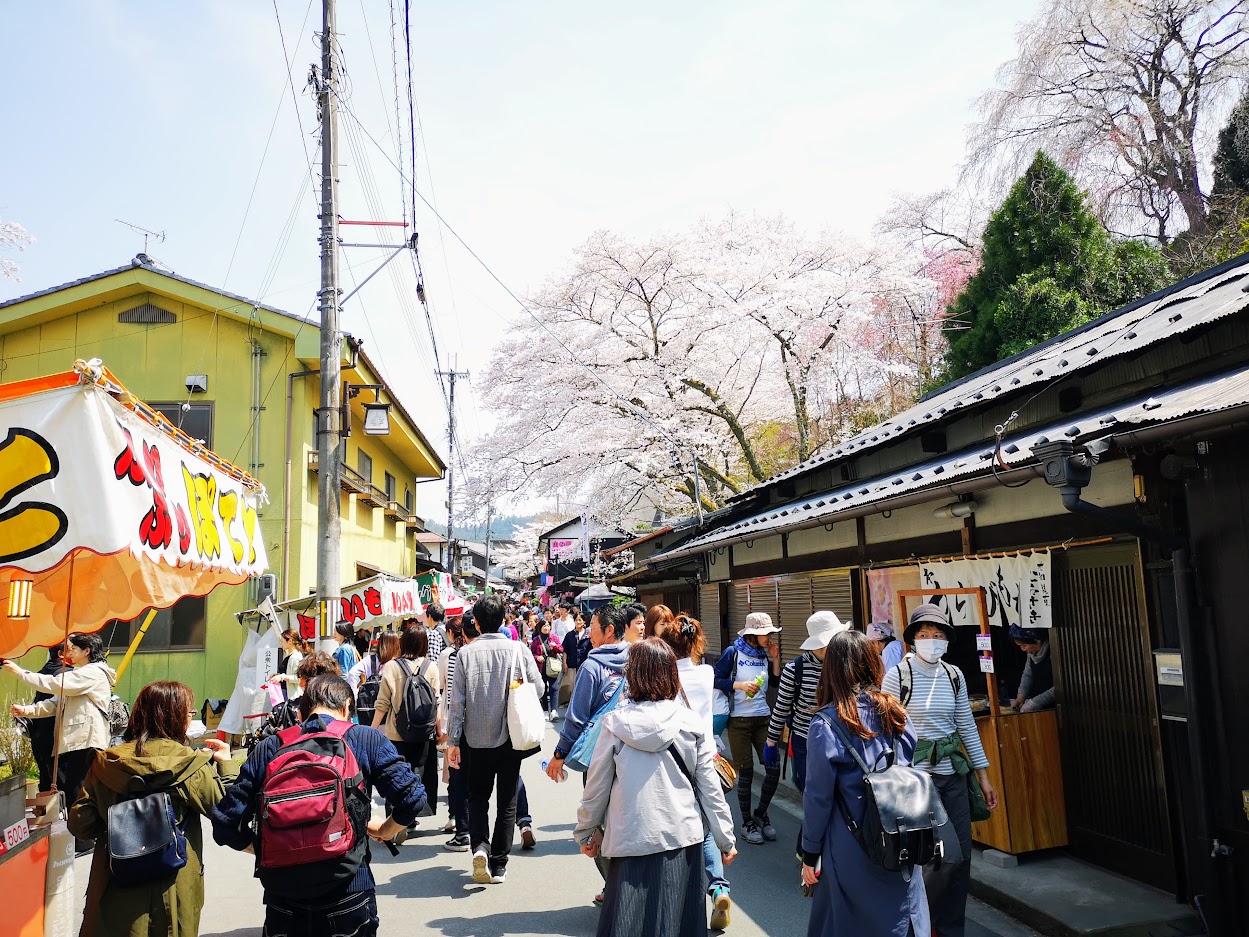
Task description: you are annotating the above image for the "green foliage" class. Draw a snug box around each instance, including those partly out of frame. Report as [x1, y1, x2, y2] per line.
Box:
[0, 686, 36, 781]
[943, 152, 1169, 380]
[1212, 90, 1249, 202]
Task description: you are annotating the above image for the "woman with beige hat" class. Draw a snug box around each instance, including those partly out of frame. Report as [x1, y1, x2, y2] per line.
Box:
[713, 612, 784, 845]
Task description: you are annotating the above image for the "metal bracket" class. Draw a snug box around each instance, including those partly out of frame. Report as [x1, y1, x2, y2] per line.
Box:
[340, 234, 417, 307]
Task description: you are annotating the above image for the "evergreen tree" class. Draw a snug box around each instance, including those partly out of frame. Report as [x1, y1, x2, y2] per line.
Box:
[943, 152, 1169, 380]
[1212, 89, 1249, 202]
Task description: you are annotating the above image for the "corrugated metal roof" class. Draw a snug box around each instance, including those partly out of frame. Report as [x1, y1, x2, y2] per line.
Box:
[653, 362, 1249, 561]
[750, 255, 1249, 492]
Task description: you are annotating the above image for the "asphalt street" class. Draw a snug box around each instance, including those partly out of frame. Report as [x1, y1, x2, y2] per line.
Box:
[67, 721, 1038, 936]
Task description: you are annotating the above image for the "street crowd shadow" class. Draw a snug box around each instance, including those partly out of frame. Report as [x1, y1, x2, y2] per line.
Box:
[427, 905, 599, 937]
[201, 929, 262, 937]
[374, 860, 485, 900]
[539, 822, 578, 833]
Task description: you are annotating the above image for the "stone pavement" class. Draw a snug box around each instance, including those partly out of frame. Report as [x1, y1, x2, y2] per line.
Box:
[68, 722, 1038, 936]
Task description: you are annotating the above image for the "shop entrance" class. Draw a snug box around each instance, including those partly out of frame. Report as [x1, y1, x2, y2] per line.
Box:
[1052, 544, 1175, 892]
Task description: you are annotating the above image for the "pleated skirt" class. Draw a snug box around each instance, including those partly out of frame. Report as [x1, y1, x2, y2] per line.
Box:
[597, 843, 705, 937]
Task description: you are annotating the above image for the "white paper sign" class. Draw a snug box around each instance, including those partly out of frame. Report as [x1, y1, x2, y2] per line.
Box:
[976, 633, 993, 651]
[979, 657, 996, 673]
[919, 552, 1052, 629]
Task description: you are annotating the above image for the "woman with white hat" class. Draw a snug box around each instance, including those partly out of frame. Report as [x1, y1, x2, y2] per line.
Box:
[713, 612, 784, 845]
[764, 611, 847, 856]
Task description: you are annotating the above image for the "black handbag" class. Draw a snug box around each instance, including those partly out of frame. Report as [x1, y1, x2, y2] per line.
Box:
[816, 712, 948, 882]
[107, 775, 188, 886]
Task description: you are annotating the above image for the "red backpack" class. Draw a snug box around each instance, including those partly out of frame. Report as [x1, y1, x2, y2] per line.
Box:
[256, 719, 370, 897]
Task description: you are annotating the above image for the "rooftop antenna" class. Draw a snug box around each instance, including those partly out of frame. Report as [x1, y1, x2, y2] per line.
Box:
[114, 219, 167, 254]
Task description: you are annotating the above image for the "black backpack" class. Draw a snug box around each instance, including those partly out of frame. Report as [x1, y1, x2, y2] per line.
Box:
[355, 655, 382, 726]
[394, 658, 437, 743]
[815, 711, 949, 882]
[107, 775, 188, 886]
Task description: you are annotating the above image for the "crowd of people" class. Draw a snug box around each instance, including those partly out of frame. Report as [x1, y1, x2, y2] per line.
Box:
[3, 593, 1007, 937]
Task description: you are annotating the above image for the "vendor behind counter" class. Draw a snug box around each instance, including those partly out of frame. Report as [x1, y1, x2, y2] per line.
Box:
[1008, 626, 1054, 713]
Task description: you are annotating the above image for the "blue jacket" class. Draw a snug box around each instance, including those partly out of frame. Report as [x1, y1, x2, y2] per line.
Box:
[556, 642, 629, 755]
[211, 716, 427, 895]
[802, 700, 928, 937]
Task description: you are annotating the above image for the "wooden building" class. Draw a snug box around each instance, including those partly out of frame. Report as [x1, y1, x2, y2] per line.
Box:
[635, 253, 1249, 930]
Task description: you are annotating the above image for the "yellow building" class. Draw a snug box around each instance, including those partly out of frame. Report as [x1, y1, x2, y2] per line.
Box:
[0, 257, 445, 700]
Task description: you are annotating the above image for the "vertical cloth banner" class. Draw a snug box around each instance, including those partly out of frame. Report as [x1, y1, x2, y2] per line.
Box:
[919, 552, 1052, 629]
[867, 567, 922, 625]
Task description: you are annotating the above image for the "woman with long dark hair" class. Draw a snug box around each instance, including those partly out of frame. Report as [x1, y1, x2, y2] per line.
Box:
[530, 618, 564, 720]
[801, 631, 928, 937]
[69, 681, 236, 937]
[373, 624, 442, 829]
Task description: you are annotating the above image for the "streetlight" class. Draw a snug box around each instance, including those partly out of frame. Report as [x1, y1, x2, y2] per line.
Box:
[342, 383, 391, 437]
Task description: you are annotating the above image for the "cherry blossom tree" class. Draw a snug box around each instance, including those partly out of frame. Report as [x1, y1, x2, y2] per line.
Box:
[465, 213, 950, 525]
[0, 217, 34, 281]
[967, 0, 1249, 241]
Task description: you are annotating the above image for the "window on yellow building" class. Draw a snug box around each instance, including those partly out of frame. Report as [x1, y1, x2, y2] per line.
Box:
[106, 595, 208, 652]
[152, 403, 214, 448]
[384, 472, 396, 502]
[358, 449, 373, 484]
[404, 487, 413, 514]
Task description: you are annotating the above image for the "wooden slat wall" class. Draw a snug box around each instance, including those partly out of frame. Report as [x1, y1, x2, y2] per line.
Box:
[698, 584, 722, 659]
[812, 572, 854, 625]
[728, 583, 749, 637]
[777, 578, 814, 664]
[1052, 547, 1174, 891]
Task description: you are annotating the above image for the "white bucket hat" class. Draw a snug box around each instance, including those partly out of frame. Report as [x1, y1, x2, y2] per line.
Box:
[738, 611, 781, 637]
[800, 610, 849, 651]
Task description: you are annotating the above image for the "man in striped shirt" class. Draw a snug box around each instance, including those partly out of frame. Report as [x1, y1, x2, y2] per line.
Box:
[764, 611, 847, 853]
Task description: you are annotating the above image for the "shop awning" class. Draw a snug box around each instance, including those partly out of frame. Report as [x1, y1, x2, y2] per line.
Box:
[652, 363, 1249, 564]
[0, 362, 268, 659]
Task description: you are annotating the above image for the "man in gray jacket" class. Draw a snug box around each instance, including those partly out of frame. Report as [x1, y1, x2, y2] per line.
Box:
[446, 594, 543, 885]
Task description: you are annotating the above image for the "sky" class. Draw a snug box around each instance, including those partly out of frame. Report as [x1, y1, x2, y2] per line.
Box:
[0, 0, 1040, 521]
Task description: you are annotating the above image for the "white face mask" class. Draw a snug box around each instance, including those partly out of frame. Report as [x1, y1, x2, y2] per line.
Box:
[915, 638, 949, 663]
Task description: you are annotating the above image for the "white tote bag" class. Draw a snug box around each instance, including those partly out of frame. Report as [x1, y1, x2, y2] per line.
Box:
[507, 646, 546, 751]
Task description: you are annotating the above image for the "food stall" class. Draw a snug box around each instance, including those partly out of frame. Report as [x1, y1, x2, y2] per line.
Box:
[894, 571, 1068, 855]
[0, 360, 269, 936]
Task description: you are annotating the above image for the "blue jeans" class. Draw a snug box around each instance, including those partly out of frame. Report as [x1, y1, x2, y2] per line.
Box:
[263, 890, 378, 937]
[702, 829, 728, 895]
[517, 776, 532, 827]
[791, 731, 808, 793]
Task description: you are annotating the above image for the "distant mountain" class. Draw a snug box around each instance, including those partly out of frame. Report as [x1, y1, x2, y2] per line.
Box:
[428, 515, 535, 542]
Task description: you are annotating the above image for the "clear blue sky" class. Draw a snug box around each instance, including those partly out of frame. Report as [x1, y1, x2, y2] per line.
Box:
[1, 0, 1038, 520]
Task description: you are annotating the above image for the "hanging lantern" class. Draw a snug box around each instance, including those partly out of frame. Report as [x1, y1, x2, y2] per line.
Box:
[7, 579, 34, 620]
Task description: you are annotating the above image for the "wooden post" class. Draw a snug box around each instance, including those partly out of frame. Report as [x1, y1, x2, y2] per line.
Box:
[113, 608, 158, 682]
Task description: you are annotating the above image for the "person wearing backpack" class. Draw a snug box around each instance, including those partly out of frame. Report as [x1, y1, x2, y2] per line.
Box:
[881, 604, 998, 937]
[212, 675, 427, 937]
[372, 625, 442, 831]
[6, 631, 117, 853]
[713, 613, 784, 846]
[801, 630, 929, 937]
[765, 611, 846, 857]
[352, 632, 399, 728]
[69, 680, 237, 937]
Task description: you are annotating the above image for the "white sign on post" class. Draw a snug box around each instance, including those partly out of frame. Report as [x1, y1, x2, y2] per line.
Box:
[976, 633, 993, 651]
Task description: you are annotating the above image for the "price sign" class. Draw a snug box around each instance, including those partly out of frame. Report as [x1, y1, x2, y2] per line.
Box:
[0, 818, 30, 856]
[979, 656, 995, 674]
[975, 633, 993, 651]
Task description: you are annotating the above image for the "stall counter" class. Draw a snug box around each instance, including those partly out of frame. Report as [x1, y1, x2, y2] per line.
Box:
[971, 708, 1068, 854]
[0, 820, 51, 937]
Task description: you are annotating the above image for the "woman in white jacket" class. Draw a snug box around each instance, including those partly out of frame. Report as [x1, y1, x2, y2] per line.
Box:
[5, 631, 116, 851]
[575, 638, 737, 937]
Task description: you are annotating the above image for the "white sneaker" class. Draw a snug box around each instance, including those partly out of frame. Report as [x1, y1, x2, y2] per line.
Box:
[472, 848, 490, 884]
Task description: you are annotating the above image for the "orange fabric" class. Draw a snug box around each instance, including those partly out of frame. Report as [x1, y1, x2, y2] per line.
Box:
[0, 371, 79, 404]
[0, 549, 248, 659]
[1, 830, 49, 937]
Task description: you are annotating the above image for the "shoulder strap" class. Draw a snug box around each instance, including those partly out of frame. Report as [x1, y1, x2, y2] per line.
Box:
[276, 724, 305, 747]
[793, 654, 804, 690]
[322, 719, 353, 740]
[397, 657, 412, 678]
[813, 710, 873, 776]
[941, 661, 962, 697]
[899, 659, 913, 707]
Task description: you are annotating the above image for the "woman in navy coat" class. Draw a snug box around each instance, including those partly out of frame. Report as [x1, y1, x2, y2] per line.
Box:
[801, 630, 929, 937]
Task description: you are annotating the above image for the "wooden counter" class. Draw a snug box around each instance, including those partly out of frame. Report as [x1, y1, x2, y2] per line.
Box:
[971, 709, 1068, 854]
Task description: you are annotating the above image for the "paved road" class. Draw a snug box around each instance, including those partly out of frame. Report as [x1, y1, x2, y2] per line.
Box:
[68, 722, 1037, 936]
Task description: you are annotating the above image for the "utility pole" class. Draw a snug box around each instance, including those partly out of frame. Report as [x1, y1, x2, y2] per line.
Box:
[437, 366, 470, 577]
[483, 503, 494, 594]
[315, 0, 343, 649]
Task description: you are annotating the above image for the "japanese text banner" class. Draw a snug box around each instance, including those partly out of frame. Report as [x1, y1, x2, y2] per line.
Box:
[0, 381, 268, 657]
[918, 552, 1052, 630]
